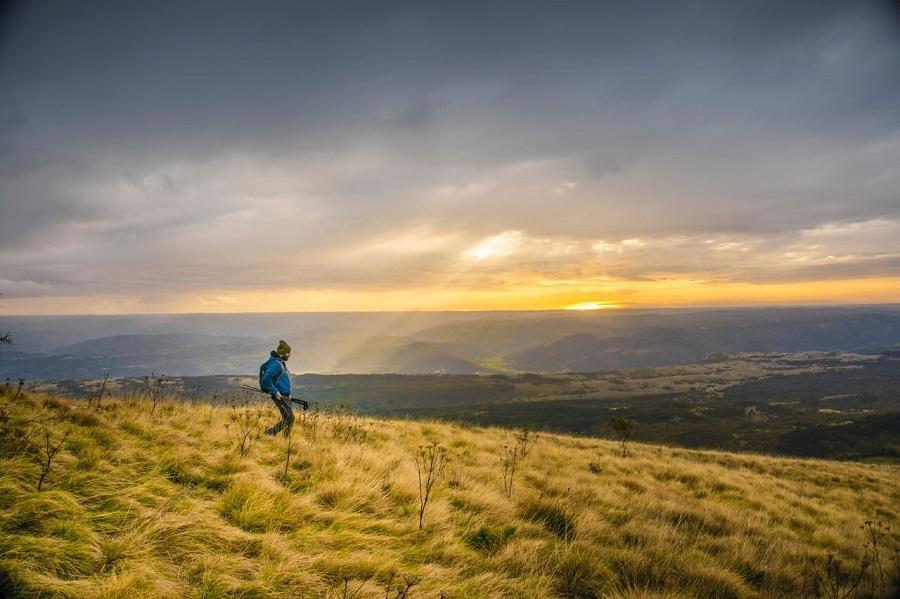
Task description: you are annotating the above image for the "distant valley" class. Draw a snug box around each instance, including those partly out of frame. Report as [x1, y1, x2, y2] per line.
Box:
[5, 306, 900, 461]
[3, 305, 900, 379]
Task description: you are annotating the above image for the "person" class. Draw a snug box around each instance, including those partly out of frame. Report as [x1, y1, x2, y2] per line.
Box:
[260, 339, 294, 436]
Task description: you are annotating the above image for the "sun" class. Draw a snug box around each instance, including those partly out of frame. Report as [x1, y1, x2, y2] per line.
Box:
[564, 301, 621, 311]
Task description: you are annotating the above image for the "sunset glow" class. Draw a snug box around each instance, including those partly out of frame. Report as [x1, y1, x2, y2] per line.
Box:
[564, 302, 622, 311]
[3, 276, 899, 315]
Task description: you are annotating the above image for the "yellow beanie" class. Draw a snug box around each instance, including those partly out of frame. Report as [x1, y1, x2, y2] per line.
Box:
[276, 339, 291, 357]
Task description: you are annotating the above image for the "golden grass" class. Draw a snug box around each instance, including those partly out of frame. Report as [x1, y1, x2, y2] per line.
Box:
[0, 387, 898, 598]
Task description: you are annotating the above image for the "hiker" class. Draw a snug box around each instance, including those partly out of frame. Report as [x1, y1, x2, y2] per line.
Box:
[260, 340, 294, 436]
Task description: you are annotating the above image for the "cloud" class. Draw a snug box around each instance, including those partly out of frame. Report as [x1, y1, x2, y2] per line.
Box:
[0, 0, 898, 309]
[463, 231, 524, 260]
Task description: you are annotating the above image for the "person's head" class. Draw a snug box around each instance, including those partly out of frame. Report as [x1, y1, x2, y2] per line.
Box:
[275, 339, 291, 361]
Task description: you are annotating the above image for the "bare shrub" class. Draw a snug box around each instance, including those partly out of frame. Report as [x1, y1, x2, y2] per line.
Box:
[500, 429, 536, 498]
[28, 426, 70, 491]
[608, 417, 635, 457]
[224, 395, 263, 458]
[801, 552, 868, 599]
[394, 576, 418, 598]
[500, 444, 520, 498]
[12, 379, 25, 402]
[89, 373, 109, 410]
[801, 520, 900, 599]
[382, 571, 419, 598]
[331, 575, 367, 599]
[327, 405, 369, 444]
[861, 519, 900, 598]
[515, 428, 536, 457]
[415, 442, 447, 529]
[146, 373, 168, 419]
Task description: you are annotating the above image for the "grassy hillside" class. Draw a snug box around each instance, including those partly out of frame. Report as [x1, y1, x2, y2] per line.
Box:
[39, 352, 900, 460]
[1, 387, 898, 598]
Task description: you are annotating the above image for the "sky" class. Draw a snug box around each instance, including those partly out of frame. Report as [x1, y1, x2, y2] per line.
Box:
[1, 0, 900, 314]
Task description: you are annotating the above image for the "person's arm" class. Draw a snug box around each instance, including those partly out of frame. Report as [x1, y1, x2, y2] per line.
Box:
[260, 361, 282, 398]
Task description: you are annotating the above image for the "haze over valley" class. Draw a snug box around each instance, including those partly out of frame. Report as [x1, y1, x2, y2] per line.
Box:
[2, 306, 900, 379]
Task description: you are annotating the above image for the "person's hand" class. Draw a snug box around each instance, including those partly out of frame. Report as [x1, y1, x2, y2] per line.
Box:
[274, 391, 282, 401]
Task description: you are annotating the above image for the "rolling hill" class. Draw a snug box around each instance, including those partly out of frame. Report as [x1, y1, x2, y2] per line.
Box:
[506, 328, 716, 372]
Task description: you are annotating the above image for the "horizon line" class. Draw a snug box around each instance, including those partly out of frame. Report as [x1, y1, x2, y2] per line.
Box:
[3, 300, 900, 319]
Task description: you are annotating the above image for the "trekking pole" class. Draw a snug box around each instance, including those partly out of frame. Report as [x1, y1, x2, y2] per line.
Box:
[238, 385, 309, 410]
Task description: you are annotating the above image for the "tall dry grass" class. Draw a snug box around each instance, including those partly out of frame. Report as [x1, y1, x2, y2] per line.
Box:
[0, 385, 897, 598]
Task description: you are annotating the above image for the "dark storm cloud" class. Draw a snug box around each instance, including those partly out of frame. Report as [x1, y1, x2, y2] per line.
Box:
[1, 0, 899, 302]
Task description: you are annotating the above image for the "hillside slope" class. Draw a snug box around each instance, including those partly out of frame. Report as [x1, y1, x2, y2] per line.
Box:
[1, 388, 898, 598]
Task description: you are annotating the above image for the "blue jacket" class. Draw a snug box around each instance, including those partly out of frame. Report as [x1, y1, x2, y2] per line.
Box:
[260, 352, 292, 398]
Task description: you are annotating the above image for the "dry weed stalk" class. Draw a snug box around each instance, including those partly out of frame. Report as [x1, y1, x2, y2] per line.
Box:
[224, 395, 263, 458]
[500, 428, 536, 498]
[298, 407, 321, 443]
[12, 378, 25, 402]
[500, 444, 520, 498]
[860, 519, 900, 597]
[327, 404, 369, 443]
[515, 428, 535, 457]
[146, 374, 167, 419]
[89, 372, 109, 410]
[801, 552, 869, 599]
[415, 442, 447, 529]
[333, 575, 366, 599]
[282, 423, 296, 481]
[382, 571, 419, 599]
[801, 520, 900, 599]
[29, 425, 69, 491]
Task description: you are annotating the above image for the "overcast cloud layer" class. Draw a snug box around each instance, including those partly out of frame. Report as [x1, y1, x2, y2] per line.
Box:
[1, 1, 900, 312]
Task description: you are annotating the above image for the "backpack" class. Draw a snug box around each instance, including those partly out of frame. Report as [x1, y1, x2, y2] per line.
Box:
[258, 356, 288, 392]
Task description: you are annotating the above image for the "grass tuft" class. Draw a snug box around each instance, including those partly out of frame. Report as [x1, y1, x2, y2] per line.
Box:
[551, 542, 614, 598]
[220, 478, 303, 532]
[520, 498, 577, 541]
[466, 525, 517, 554]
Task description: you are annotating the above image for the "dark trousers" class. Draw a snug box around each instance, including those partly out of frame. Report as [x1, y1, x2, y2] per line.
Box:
[266, 395, 294, 436]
